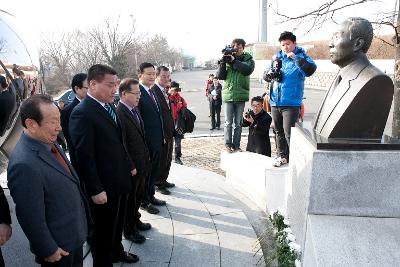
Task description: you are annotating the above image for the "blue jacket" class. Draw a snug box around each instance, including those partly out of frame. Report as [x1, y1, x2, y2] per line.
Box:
[269, 47, 316, 107]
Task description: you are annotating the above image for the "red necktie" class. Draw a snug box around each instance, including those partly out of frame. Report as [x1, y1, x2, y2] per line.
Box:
[51, 144, 71, 175]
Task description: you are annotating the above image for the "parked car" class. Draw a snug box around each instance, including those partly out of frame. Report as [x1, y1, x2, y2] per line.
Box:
[54, 89, 120, 106]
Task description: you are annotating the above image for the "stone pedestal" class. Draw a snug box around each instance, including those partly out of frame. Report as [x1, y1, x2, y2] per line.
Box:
[288, 127, 400, 266]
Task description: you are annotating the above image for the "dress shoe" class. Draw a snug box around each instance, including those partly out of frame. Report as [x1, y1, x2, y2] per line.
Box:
[124, 230, 146, 244]
[164, 181, 175, 188]
[175, 157, 183, 165]
[140, 203, 159, 214]
[150, 197, 166, 206]
[137, 220, 152, 231]
[112, 251, 139, 263]
[216, 127, 221, 130]
[210, 127, 215, 130]
[156, 186, 171, 195]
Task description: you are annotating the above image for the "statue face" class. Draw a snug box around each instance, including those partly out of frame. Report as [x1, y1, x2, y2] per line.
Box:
[329, 21, 356, 68]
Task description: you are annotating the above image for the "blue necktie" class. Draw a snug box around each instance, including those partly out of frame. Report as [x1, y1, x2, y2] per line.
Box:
[105, 104, 117, 123]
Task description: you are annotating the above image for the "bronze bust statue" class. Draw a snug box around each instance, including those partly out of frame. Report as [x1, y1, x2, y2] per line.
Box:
[313, 17, 394, 139]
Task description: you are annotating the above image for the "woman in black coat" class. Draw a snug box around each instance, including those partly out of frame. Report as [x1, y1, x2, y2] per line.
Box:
[208, 78, 222, 130]
[242, 96, 272, 156]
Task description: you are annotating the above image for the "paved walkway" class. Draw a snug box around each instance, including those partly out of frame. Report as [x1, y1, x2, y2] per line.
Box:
[2, 162, 267, 266]
[84, 163, 265, 266]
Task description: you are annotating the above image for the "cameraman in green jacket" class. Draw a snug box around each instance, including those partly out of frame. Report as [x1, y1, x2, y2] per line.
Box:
[217, 38, 255, 152]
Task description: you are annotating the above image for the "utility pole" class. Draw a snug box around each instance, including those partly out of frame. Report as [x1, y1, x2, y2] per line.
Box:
[258, 0, 268, 42]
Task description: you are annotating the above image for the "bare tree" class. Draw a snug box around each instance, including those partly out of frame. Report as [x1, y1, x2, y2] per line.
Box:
[88, 17, 140, 78]
[271, 0, 400, 137]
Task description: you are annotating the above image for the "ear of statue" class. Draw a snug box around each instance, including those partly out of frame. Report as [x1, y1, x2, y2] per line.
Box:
[353, 37, 365, 53]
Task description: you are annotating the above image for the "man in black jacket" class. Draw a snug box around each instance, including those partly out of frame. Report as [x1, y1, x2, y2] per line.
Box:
[153, 66, 175, 195]
[69, 64, 138, 266]
[242, 96, 272, 156]
[61, 73, 88, 171]
[116, 78, 152, 244]
[208, 77, 222, 130]
[138, 62, 166, 215]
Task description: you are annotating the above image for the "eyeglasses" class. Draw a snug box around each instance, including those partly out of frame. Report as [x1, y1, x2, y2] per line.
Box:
[126, 91, 141, 95]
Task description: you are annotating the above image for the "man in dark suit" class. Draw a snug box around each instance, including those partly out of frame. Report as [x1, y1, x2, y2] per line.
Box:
[138, 62, 166, 214]
[69, 64, 138, 266]
[7, 94, 88, 266]
[0, 185, 11, 267]
[153, 66, 175, 195]
[116, 78, 152, 244]
[60, 73, 88, 171]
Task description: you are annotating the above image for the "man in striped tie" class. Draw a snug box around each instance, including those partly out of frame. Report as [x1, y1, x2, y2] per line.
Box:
[69, 64, 138, 266]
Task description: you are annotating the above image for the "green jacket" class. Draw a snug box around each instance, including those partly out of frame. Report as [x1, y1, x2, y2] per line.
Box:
[217, 51, 255, 102]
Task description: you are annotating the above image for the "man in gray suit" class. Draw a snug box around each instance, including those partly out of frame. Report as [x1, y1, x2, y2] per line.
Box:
[7, 94, 89, 267]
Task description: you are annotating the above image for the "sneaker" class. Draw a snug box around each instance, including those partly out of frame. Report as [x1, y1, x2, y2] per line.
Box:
[216, 127, 221, 130]
[232, 147, 242, 153]
[273, 157, 288, 167]
[210, 127, 216, 130]
[175, 157, 183, 165]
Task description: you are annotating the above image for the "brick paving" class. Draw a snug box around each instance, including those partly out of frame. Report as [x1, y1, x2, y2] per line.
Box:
[179, 135, 276, 176]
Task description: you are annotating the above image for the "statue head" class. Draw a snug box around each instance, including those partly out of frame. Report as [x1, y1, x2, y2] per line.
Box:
[329, 17, 373, 68]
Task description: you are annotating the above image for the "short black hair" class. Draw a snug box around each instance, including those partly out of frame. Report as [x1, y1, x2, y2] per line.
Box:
[156, 66, 169, 76]
[20, 94, 54, 128]
[119, 78, 139, 96]
[170, 81, 181, 92]
[138, 62, 155, 74]
[209, 74, 215, 78]
[87, 64, 117, 83]
[279, 31, 296, 43]
[231, 38, 246, 47]
[251, 96, 264, 104]
[71, 73, 87, 93]
[0, 76, 7, 89]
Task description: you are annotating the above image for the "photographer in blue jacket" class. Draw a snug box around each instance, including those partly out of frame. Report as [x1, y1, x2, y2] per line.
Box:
[264, 31, 316, 167]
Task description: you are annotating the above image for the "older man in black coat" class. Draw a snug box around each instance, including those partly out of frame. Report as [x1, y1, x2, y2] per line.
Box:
[116, 78, 152, 244]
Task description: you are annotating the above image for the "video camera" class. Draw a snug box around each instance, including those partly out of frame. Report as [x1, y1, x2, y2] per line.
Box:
[264, 57, 282, 82]
[244, 108, 254, 119]
[218, 45, 238, 64]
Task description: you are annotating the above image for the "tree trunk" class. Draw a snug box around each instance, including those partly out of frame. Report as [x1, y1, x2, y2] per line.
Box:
[391, 0, 400, 138]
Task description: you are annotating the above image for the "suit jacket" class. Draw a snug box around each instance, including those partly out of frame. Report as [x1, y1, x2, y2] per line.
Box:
[116, 103, 150, 178]
[152, 84, 174, 140]
[313, 57, 394, 139]
[7, 133, 88, 258]
[61, 97, 80, 169]
[0, 186, 11, 225]
[69, 96, 132, 197]
[138, 85, 164, 152]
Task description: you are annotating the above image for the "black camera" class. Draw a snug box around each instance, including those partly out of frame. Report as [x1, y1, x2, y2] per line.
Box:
[218, 45, 238, 64]
[264, 57, 282, 82]
[244, 108, 254, 119]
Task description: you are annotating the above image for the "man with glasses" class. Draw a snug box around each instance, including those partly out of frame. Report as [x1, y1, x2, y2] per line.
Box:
[242, 96, 272, 156]
[61, 73, 88, 171]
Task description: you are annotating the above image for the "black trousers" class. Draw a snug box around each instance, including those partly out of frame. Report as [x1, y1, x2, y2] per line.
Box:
[90, 194, 127, 267]
[156, 137, 173, 186]
[174, 136, 182, 158]
[36, 247, 83, 267]
[271, 106, 300, 160]
[143, 149, 161, 205]
[124, 174, 146, 234]
[211, 103, 221, 128]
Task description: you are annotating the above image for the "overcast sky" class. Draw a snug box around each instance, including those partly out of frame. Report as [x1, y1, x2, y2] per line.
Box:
[2, 0, 396, 62]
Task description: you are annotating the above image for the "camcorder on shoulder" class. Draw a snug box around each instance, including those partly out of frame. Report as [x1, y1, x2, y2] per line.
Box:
[264, 57, 282, 82]
[244, 108, 254, 119]
[218, 45, 238, 64]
